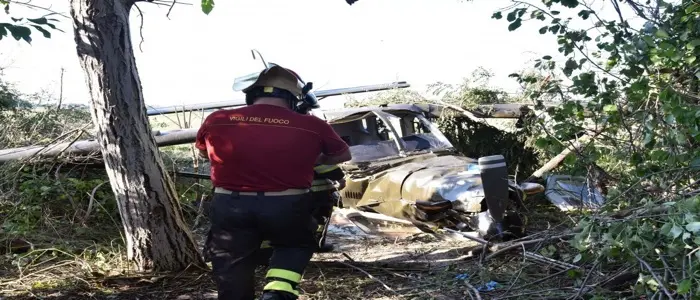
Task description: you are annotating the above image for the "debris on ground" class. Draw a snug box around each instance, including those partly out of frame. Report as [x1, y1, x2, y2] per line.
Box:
[0, 199, 589, 300]
[545, 175, 606, 211]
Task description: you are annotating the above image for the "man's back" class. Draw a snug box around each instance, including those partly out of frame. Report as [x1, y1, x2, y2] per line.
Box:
[196, 104, 348, 192]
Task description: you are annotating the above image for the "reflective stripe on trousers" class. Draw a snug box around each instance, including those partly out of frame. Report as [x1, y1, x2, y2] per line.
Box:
[313, 164, 339, 174]
[264, 268, 302, 296]
[311, 179, 335, 192]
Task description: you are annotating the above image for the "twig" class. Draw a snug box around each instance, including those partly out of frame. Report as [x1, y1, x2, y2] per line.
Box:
[569, 260, 600, 300]
[166, 0, 177, 18]
[511, 267, 573, 291]
[337, 260, 399, 295]
[133, 4, 146, 52]
[57, 67, 64, 110]
[494, 287, 576, 300]
[484, 233, 574, 261]
[463, 280, 482, 300]
[81, 180, 109, 225]
[11, 1, 69, 18]
[630, 249, 675, 299]
[500, 244, 528, 298]
[341, 252, 355, 262]
[658, 251, 678, 285]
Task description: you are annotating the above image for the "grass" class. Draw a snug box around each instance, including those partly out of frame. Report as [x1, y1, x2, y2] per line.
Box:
[0, 187, 601, 300]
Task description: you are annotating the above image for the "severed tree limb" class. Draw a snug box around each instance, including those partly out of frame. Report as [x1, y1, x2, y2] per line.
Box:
[526, 132, 597, 182]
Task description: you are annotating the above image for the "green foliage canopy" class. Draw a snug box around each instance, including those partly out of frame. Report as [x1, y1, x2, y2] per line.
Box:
[493, 0, 700, 296]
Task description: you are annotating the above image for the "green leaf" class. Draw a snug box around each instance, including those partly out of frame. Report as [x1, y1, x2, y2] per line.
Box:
[655, 28, 670, 39]
[572, 253, 582, 263]
[30, 25, 50, 38]
[508, 19, 522, 31]
[542, 55, 552, 60]
[491, 11, 502, 19]
[560, 0, 579, 8]
[539, 26, 548, 34]
[603, 104, 617, 113]
[6, 24, 31, 44]
[201, 0, 214, 14]
[669, 224, 684, 239]
[686, 56, 697, 64]
[677, 279, 692, 294]
[577, 10, 590, 20]
[26, 17, 47, 25]
[507, 11, 516, 22]
[690, 157, 700, 169]
[549, 25, 560, 34]
[685, 222, 700, 233]
[687, 39, 700, 49]
[563, 58, 578, 76]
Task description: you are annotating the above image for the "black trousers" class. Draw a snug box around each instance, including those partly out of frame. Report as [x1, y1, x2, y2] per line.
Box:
[204, 191, 317, 300]
[311, 190, 338, 248]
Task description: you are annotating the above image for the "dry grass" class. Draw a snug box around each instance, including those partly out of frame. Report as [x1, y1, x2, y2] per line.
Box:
[0, 195, 607, 300]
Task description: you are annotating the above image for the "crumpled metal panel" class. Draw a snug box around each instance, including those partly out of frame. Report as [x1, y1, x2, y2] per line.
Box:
[340, 154, 487, 220]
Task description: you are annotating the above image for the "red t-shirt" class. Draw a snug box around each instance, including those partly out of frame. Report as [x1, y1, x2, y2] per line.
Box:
[195, 104, 349, 192]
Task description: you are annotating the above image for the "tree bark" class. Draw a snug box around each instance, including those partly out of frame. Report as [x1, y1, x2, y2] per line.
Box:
[70, 0, 205, 272]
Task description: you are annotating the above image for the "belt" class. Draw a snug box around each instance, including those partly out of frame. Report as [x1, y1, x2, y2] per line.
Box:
[214, 187, 309, 196]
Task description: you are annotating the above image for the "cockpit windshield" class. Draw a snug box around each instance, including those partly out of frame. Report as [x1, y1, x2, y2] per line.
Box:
[329, 110, 454, 163]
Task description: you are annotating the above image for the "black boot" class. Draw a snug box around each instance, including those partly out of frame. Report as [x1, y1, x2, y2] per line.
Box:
[260, 290, 297, 300]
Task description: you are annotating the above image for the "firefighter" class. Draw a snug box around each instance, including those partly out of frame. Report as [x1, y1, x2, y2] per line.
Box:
[196, 63, 351, 300]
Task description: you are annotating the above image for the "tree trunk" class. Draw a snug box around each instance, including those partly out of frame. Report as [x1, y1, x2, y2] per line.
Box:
[70, 0, 205, 272]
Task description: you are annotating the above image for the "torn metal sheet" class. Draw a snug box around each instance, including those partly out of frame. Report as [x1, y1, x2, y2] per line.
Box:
[545, 175, 606, 211]
[335, 209, 424, 238]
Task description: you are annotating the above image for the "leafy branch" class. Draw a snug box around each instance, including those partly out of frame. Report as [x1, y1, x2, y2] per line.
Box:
[494, 0, 700, 297]
[0, 16, 62, 44]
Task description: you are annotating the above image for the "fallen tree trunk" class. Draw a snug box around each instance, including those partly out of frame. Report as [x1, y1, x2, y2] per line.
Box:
[0, 128, 198, 164]
[526, 123, 609, 183]
[527, 134, 595, 181]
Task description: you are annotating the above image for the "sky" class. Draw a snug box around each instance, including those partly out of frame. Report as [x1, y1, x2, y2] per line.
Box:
[1, 0, 643, 110]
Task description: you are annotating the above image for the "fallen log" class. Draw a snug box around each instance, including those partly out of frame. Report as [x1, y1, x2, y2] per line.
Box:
[525, 122, 609, 182]
[0, 128, 198, 164]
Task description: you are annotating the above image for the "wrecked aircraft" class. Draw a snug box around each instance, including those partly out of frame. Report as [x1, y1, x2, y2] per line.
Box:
[311, 104, 545, 239]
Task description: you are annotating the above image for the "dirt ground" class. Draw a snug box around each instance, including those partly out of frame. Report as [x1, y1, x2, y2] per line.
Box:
[0, 207, 575, 300]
